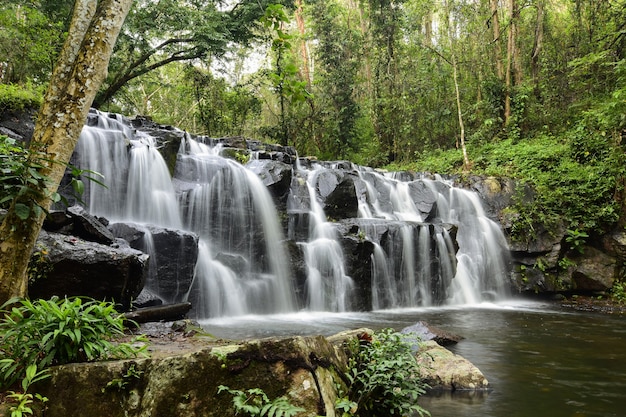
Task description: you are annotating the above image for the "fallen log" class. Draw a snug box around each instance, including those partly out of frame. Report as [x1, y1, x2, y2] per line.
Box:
[124, 302, 192, 324]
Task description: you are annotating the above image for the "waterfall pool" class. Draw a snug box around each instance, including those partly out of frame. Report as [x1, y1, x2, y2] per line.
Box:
[199, 299, 626, 417]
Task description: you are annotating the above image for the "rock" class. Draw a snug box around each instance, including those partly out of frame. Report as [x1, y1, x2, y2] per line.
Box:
[132, 288, 164, 309]
[67, 205, 116, 244]
[36, 334, 349, 417]
[0, 107, 36, 145]
[42, 210, 73, 232]
[109, 223, 199, 303]
[408, 180, 438, 220]
[324, 176, 359, 219]
[29, 231, 149, 309]
[570, 246, 617, 291]
[401, 321, 464, 346]
[247, 159, 293, 209]
[415, 341, 489, 391]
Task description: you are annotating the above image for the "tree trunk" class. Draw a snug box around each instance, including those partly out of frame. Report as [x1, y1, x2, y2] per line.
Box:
[531, 0, 545, 95]
[443, 0, 470, 170]
[490, 0, 504, 80]
[0, 0, 133, 305]
[295, 0, 311, 89]
[504, 0, 518, 124]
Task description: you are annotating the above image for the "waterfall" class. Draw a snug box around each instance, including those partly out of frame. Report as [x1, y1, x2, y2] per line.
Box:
[290, 165, 354, 312]
[68, 112, 511, 319]
[177, 136, 296, 317]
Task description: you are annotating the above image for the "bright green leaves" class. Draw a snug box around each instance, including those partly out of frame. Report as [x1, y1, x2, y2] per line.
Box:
[218, 385, 305, 417]
[342, 329, 430, 417]
[0, 296, 148, 391]
[0, 135, 106, 223]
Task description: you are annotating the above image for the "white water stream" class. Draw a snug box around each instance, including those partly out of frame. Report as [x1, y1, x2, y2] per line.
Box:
[73, 112, 511, 319]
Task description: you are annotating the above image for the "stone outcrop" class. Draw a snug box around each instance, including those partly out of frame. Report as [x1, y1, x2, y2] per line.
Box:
[29, 231, 148, 309]
[33, 328, 489, 417]
[36, 333, 349, 417]
[415, 341, 490, 391]
[109, 222, 199, 304]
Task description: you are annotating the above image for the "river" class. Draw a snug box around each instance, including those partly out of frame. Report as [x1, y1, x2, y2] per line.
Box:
[199, 300, 626, 417]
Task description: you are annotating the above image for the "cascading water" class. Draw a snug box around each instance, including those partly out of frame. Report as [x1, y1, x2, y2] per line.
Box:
[176, 135, 296, 317]
[68, 111, 511, 320]
[355, 168, 511, 306]
[288, 166, 354, 312]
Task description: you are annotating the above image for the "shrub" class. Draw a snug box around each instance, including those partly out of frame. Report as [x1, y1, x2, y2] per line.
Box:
[342, 329, 429, 417]
[0, 297, 148, 390]
[217, 385, 305, 417]
[0, 84, 42, 113]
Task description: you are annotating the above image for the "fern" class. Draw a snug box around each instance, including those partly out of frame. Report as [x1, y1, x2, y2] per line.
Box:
[218, 385, 305, 417]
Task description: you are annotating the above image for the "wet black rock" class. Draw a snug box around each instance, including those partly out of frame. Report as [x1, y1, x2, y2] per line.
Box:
[29, 231, 148, 309]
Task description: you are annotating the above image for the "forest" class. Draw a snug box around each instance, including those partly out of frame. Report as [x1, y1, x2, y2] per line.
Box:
[1, 0, 625, 241]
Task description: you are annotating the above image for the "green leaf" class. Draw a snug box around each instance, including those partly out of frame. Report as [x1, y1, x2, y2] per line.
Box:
[14, 203, 30, 220]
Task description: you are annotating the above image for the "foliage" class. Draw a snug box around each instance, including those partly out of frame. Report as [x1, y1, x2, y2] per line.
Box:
[611, 280, 626, 305]
[0, 84, 42, 113]
[4, 363, 49, 417]
[399, 126, 625, 240]
[0, 297, 148, 391]
[0, 3, 65, 85]
[103, 362, 144, 392]
[0, 135, 105, 221]
[342, 329, 429, 417]
[218, 385, 305, 417]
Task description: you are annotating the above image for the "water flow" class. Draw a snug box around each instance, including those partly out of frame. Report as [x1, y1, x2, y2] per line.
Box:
[356, 169, 510, 306]
[289, 165, 354, 312]
[72, 111, 509, 318]
[76, 114, 181, 228]
[178, 136, 296, 317]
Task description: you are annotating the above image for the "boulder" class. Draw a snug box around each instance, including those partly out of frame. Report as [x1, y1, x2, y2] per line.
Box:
[67, 205, 116, 244]
[570, 246, 617, 291]
[247, 159, 293, 209]
[401, 321, 464, 346]
[29, 231, 149, 309]
[415, 341, 489, 391]
[324, 176, 359, 219]
[109, 222, 199, 303]
[36, 334, 349, 417]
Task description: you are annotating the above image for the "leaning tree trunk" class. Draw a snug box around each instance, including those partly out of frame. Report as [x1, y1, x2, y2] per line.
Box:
[0, 0, 133, 305]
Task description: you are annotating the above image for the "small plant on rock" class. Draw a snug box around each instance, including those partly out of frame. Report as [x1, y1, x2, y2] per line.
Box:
[343, 329, 430, 417]
[218, 385, 305, 417]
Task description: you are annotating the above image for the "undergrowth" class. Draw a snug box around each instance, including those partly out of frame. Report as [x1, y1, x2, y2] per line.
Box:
[0, 297, 148, 415]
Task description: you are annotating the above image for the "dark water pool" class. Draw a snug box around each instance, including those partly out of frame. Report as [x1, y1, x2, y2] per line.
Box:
[199, 301, 626, 417]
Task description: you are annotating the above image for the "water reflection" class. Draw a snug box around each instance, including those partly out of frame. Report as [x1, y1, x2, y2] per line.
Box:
[199, 301, 626, 417]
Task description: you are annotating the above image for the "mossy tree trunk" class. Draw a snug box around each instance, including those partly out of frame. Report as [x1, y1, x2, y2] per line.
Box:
[0, 0, 133, 305]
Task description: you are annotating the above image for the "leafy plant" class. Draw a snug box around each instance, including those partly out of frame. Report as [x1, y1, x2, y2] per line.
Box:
[565, 229, 589, 254]
[0, 296, 148, 390]
[218, 385, 305, 417]
[103, 362, 144, 392]
[4, 364, 49, 417]
[343, 329, 430, 417]
[611, 280, 626, 304]
[0, 135, 105, 221]
[26, 243, 52, 284]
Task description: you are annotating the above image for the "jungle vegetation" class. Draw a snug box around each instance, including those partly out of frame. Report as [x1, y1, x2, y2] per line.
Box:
[1, 0, 626, 242]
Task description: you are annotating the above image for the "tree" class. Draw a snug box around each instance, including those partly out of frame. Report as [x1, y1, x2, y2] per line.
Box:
[442, 0, 470, 170]
[0, 2, 65, 84]
[309, 0, 362, 159]
[0, 0, 132, 304]
[93, 0, 294, 108]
